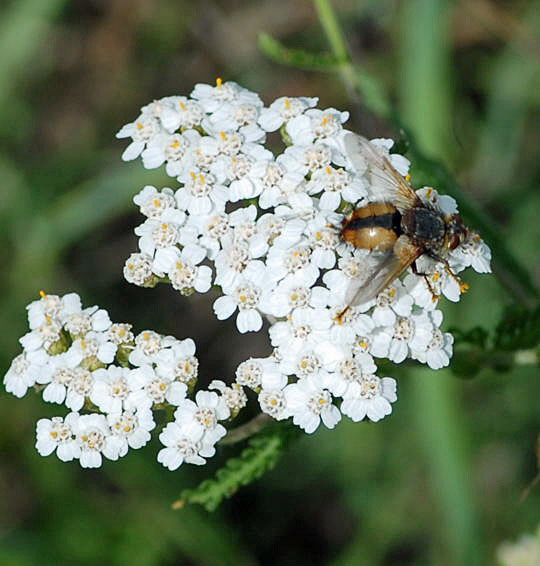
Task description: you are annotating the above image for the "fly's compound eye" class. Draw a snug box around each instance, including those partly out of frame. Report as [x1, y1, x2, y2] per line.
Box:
[449, 234, 461, 250]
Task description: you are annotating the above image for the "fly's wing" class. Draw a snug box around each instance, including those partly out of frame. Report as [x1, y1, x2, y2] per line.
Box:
[346, 236, 422, 306]
[343, 132, 420, 213]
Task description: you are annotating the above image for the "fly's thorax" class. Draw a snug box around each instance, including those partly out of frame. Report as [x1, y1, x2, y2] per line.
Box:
[401, 206, 445, 247]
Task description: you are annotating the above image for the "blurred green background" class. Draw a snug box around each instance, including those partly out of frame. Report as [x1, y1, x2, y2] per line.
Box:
[1, 0, 539, 565]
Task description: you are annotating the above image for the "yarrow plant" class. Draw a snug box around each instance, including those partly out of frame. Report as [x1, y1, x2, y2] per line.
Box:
[4, 79, 491, 478]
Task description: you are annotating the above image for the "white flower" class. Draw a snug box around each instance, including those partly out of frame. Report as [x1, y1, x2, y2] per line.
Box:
[129, 330, 167, 366]
[410, 310, 454, 369]
[372, 312, 433, 363]
[286, 107, 349, 146]
[141, 131, 199, 176]
[135, 208, 187, 271]
[157, 420, 213, 469]
[416, 186, 457, 214]
[36, 414, 80, 461]
[404, 258, 461, 307]
[174, 390, 230, 445]
[62, 304, 112, 337]
[225, 155, 258, 202]
[341, 375, 397, 422]
[209, 380, 247, 413]
[128, 364, 187, 409]
[269, 307, 332, 353]
[116, 113, 163, 162]
[191, 79, 261, 114]
[158, 96, 204, 131]
[370, 138, 410, 177]
[256, 212, 305, 251]
[4, 350, 47, 398]
[90, 366, 134, 414]
[251, 159, 305, 210]
[304, 213, 340, 269]
[370, 281, 414, 326]
[258, 95, 318, 132]
[497, 524, 540, 566]
[278, 192, 317, 221]
[107, 409, 155, 452]
[258, 388, 289, 420]
[133, 185, 177, 219]
[107, 323, 134, 346]
[156, 245, 212, 295]
[235, 357, 283, 391]
[214, 237, 265, 290]
[213, 262, 274, 333]
[261, 276, 329, 318]
[26, 292, 81, 330]
[63, 367, 95, 411]
[328, 354, 378, 398]
[451, 233, 492, 273]
[123, 252, 155, 286]
[19, 318, 63, 353]
[201, 131, 244, 160]
[266, 244, 319, 286]
[154, 338, 199, 384]
[306, 165, 366, 210]
[183, 210, 231, 260]
[284, 374, 341, 433]
[175, 171, 228, 215]
[279, 143, 333, 177]
[207, 101, 265, 143]
[323, 252, 373, 307]
[228, 206, 258, 246]
[35, 351, 80, 405]
[1, 85, 502, 471]
[72, 413, 124, 468]
[70, 331, 117, 366]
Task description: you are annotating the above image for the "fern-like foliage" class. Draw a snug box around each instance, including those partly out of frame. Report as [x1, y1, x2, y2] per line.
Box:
[494, 305, 540, 351]
[174, 425, 299, 512]
[449, 305, 540, 378]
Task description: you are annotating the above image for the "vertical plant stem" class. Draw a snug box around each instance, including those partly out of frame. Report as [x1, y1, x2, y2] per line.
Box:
[399, 3, 484, 563]
[312, 0, 360, 102]
[399, 0, 454, 160]
[411, 370, 483, 565]
[313, 0, 391, 117]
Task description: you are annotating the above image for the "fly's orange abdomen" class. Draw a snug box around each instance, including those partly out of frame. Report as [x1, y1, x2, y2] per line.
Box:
[341, 202, 402, 251]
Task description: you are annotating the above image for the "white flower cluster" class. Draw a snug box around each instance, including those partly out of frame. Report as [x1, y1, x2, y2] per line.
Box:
[3, 292, 241, 469]
[118, 79, 491, 434]
[497, 524, 540, 566]
[3, 80, 492, 472]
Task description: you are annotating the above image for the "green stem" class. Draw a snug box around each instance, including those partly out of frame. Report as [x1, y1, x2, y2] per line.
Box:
[399, 0, 453, 159]
[312, 0, 351, 65]
[312, 0, 359, 101]
[411, 369, 484, 565]
[219, 414, 272, 445]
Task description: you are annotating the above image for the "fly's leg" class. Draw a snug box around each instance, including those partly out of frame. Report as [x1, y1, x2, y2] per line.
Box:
[412, 261, 440, 302]
[335, 305, 351, 323]
[429, 255, 470, 295]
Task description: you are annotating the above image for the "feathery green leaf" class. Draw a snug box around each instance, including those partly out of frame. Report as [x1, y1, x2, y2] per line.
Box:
[175, 426, 297, 512]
